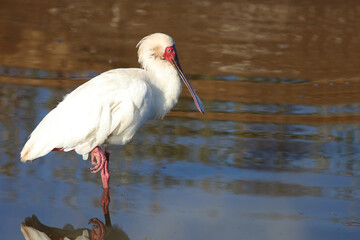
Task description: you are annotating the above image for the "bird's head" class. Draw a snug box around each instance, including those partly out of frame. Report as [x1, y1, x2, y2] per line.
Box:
[137, 33, 204, 115]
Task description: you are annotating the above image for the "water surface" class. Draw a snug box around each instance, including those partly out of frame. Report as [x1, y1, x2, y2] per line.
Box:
[1, 1, 360, 239]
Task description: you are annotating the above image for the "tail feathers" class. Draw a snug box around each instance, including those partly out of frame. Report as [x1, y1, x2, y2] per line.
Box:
[20, 136, 54, 162]
[20, 107, 60, 162]
[20, 145, 32, 162]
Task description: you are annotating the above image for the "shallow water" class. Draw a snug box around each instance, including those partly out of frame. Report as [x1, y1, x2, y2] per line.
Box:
[1, 1, 360, 240]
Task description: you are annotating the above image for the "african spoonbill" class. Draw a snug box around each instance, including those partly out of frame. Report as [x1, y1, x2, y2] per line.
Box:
[20, 33, 205, 189]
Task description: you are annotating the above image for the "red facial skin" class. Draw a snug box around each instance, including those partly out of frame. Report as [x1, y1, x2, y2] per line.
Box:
[162, 44, 205, 115]
[163, 45, 176, 62]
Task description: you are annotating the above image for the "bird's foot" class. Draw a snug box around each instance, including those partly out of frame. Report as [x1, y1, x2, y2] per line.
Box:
[89, 147, 110, 189]
[89, 147, 106, 174]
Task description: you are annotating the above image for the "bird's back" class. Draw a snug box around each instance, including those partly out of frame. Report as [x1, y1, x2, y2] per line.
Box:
[21, 68, 154, 161]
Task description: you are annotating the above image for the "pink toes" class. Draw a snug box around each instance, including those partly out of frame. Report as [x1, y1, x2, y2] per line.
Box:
[89, 147, 110, 189]
[89, 147, 106, 174]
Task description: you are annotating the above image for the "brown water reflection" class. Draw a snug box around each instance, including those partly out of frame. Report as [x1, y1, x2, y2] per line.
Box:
[1, 0, 360, 79]
[1, 1, 360, 240]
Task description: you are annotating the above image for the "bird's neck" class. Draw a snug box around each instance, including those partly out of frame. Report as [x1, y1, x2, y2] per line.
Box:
[145, 61, 182, 119]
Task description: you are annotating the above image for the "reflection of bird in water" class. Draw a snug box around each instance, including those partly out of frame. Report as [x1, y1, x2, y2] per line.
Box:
[20, 33, 204, 189]
[21, 215, 94, 240]
[21, 189, 128, 240]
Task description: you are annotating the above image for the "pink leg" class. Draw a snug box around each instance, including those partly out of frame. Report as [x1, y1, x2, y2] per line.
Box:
[53, 147, 110, 189]
[52, 148, 65, 151]
[100, 149, 110, 189]
[90, 147, 110, 189]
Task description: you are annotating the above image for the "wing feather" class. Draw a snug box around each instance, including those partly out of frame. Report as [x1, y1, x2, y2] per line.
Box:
[21, 68, 152, 161]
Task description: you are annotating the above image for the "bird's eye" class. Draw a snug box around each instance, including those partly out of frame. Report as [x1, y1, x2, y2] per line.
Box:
[167, 48, 171, 52]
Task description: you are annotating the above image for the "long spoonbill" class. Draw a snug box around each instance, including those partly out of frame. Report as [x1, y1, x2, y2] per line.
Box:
[21, 33, 205, 189]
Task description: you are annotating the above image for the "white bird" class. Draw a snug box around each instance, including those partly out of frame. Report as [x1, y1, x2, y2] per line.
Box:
[20, 33, 205, 189]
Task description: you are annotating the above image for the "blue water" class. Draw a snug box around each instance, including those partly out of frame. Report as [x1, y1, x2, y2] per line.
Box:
[0, 80, 359, 239]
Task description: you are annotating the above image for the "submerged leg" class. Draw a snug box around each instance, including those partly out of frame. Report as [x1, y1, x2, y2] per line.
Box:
[101, 188, 111, 226]
[89, 188, 111, 239]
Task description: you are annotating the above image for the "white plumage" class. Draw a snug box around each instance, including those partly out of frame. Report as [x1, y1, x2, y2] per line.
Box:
[20, 33, 204, 188]
[22, 69, 152, 160]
